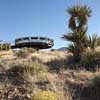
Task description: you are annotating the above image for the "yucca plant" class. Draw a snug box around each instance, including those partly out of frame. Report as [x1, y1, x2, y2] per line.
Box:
[81, 34, 100, 69]
[63, 5, 91, 62]
[88, 34, 100, 51]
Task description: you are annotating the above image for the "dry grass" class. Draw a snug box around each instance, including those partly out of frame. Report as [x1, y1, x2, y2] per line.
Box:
[0, 50, 100, 100]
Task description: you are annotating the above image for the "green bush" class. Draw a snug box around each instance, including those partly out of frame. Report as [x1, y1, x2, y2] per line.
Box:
[51, 49, 56, 51]
[0, 43, 11, 51]
[32, 91, 58, 100]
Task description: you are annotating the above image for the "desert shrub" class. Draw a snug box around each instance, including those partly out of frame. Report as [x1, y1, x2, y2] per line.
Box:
[7, 61, 48, 86]
[32, 91, 58, 100]
[8, 60, 47, 77]
[81, 47, 100, 70]
[15, 49, 28, 58]
[51, 49, 56, 51]
[31, 56, 42, 63]
[80, 75, 100, 100]
[0, 59, 5, 71]
[23, 47, 37, 53]
[89, 75, 100, 87]
[46, 58, 68, 72]
[15, 47, 38, 58]
[81, 48, 95, 67]
[8, 64, 25, 75]
[0, 43, 11, 51]
[23, 61, 47, 75]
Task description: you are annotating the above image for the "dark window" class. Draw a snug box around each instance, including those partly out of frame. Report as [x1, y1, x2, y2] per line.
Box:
[40, 37, 45, 40]
[31, 37, 38, 39]
[23, 37, 29, 40]
[15, 39, 22, 42]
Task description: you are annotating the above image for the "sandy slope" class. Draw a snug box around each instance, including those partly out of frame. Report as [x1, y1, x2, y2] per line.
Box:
[0, 50, 100, 100]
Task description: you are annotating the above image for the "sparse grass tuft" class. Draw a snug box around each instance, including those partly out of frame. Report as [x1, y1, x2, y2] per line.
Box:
[15, 49, 29, 58]
[23, 47, 37, 53]
[31, 56, 42, 63]
[23, 61, 47, 75]
[32, 91, 58, 100]
[8, 59, 48, 80]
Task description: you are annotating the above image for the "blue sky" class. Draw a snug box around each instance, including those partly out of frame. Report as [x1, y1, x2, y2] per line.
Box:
[0, 0, 99, 49]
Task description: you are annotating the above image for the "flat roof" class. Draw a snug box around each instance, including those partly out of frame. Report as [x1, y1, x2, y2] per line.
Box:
[15, 36, 53, 41]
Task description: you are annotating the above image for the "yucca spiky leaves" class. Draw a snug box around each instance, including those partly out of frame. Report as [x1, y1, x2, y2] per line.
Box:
[88, 34, 100, 50]
[67, 5, 91, 31]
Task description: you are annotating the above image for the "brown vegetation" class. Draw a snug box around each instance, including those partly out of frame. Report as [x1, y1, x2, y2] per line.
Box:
[0, 50, 100, 100]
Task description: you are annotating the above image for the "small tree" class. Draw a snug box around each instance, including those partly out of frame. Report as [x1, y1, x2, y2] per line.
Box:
[63, 5, 91, 62]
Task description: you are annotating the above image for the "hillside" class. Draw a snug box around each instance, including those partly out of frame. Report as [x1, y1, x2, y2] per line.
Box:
[57, 47, 67, 51]
[0, 50, 100, 100]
